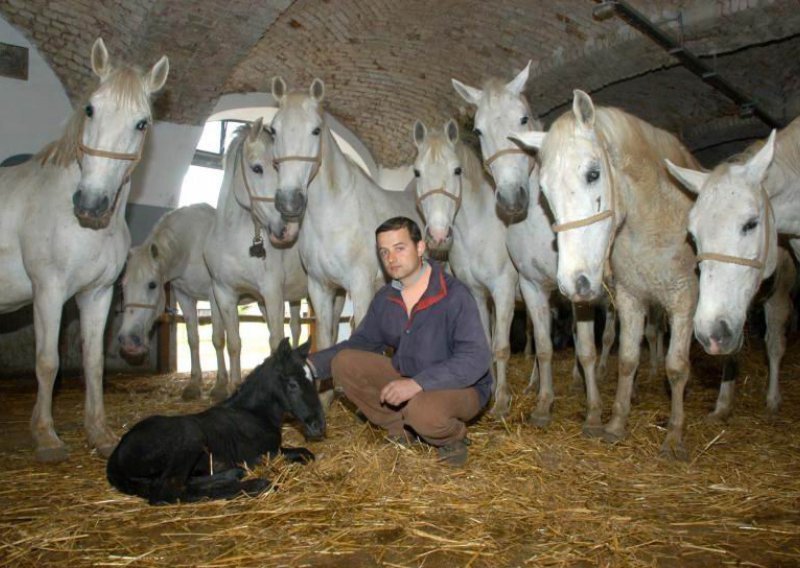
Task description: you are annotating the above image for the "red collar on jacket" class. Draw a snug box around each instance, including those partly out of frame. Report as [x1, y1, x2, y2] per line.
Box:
[387, 261, 448, 314]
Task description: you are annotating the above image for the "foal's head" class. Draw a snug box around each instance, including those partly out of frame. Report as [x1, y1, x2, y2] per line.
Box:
[667, 131, 779, 355]
[452, 62, 540, 219]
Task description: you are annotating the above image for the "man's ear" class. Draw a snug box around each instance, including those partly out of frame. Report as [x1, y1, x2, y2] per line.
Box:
[417, 238, 427, 259]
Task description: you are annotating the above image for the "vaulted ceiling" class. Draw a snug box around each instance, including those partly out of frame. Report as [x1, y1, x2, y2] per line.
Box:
[2, 0, 799, 167]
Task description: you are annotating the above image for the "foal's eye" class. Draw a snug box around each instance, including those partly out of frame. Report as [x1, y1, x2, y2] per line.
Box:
[252, 164, 264, 174]
[85, 105, 94, 118]
[312, 127, 321, 136]
[473, 128, 482, 137]
[148, 281, 157, 290]
[414, 169, 420, 178]
[521, 116, 529, 125]
[454, 167, 462, 176]
[742, 218, 758, 234]
[586, 168, 600, 184]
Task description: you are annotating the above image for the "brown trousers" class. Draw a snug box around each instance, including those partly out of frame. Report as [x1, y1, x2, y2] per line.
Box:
[330, 349, 481, 447]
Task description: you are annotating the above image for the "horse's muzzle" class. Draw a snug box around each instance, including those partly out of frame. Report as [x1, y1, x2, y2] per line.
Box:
[495, 186, 529, 218]
[73, 190, 113, 229]
[118, 333, 149, 361]
[696, 319, 742, 356]
[275, 189, 307, 222]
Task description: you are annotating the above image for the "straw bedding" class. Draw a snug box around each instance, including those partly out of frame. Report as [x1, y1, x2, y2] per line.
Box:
[1, 336, 799, 567]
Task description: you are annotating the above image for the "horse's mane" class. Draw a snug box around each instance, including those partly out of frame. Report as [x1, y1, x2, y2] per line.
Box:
[128, 211, 181, 281]
[36, 66, 152, 168]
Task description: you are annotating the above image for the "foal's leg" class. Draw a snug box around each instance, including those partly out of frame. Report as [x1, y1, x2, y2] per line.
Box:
[175, 290, 202, 401]
[31, 285, 68, 462]
[764, 261, 794, 415]
[208, 292, 229, 397]
[520, 279, 554, 426]
[574, 304, 602, 435]
[76, 285, 118, 458]
[603, 286, 646, 444]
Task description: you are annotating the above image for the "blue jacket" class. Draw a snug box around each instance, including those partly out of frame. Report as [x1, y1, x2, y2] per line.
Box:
[308, 261, 494, 408]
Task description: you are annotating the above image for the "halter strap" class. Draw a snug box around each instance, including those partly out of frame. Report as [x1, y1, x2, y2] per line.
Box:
[239, 145, 275, 204]
[235, 142, 269, 259]
[416, 176, 463, 214]
[696, 186, 773, 277]
[272, 145, 322, 189]
[483, 147, 536, 178]
[124, 302, 158, 310]
[552, 210, 613, 233]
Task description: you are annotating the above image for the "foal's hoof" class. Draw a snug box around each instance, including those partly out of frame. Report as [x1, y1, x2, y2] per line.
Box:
[35, 445, 69, 463]
[181, 383, 202, 401]
[239, 478, 272, 497]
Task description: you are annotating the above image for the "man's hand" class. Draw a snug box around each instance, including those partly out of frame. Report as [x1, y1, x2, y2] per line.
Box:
[380, 378, 422, 406]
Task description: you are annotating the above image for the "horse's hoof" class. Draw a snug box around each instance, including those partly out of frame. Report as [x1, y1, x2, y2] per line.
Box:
[181, 384, 202, 401]
[489, 402, 511, 419]
[582, 423, 605, 438]
[659, 442, 689, 462]
[94, 439, 119, 459]
[705, 409, 731, 424]
[209, 384, 230, 403]
[600, 428, 625, 444]
[527, 412, 552, 428]
[35, 445, 69, 463]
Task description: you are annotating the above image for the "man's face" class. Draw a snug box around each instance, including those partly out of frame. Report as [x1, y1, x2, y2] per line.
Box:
[377, 227, 425, 283]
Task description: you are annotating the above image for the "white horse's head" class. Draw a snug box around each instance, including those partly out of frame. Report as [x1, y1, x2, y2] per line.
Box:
[229, 119, 299, 246]
[72, 38, 168, 229]
[118, 242, 169, 359]
[452, 62, 539, 219]
[269, 76, 325, 222]
[510, 90, 616, 302]
[667, 131, 779, 355]
[412, 119, 464, 252]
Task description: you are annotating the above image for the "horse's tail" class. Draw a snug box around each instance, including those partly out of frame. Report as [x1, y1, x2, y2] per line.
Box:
[181, 468, 273, 502]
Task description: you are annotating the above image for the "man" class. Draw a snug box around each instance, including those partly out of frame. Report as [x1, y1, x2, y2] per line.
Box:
[305, 216, 492, 466]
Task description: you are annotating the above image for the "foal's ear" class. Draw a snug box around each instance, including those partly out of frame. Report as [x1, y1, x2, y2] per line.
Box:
[296, 339, 312, 359]
[445, 119, 459, 144]
[572, 90, 596, 130]
[91, 38, 111, 80]
[272, 76, 287, 104]
[506, 60, 532, 95]
[451, 78, 482, 105]
[665, 160, 709, 195]
[146, 55, 169, 95]
[413, 121, 427, 148]
[276, 337, 292, 359]
[310, 78, 325, 102]
[249, 117, 264, 142]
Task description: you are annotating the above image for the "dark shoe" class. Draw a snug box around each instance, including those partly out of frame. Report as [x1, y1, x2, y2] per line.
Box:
[437, 438, 470, 467]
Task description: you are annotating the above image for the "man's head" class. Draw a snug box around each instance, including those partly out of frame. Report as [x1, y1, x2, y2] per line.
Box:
[375, 217, 426, 284]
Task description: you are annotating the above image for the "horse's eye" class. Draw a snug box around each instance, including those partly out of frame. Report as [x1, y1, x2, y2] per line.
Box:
[85, 105, 94, 118]
[252, 164, 264, 175]
[742, 218, 758, 234]
[473, 128, 482, 137]
[136, 119, 148, 131]
[454, 167, 462, 176]
[521, 116, 529, 125]
[148, 281, 157, 290]
[312, 127, 321, 136]
[414, 169, 420, 178]
[586, 168, 600, 184]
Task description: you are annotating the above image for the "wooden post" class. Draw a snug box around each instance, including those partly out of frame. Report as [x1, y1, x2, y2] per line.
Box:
[157, 283, 176, 373]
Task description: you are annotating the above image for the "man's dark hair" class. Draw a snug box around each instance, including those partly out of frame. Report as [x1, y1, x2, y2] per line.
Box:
[375, 216, 422, 245]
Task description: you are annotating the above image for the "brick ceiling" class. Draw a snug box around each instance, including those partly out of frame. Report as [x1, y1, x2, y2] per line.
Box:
[2, 0, 799, 167]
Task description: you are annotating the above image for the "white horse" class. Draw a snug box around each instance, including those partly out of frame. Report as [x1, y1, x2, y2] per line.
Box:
[666, 121, 800, 417]
[0, 38, 168, 462]
[204, 119, 320, 400]
[512, 91, 702, 459]
[452, 64, 616, 430]
[268, 78, 420, 351]
[411, 119, 518, 416]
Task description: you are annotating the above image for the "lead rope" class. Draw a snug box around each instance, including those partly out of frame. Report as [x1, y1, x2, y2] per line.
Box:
[237, 143, 269, 258]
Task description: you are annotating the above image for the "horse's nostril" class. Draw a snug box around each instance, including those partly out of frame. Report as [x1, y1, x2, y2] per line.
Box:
[72, 190, 83, 208]
[576, 274, 591, 297]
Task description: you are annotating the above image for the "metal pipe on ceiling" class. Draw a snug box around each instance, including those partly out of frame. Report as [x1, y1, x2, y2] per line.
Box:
[592, 0, 783, 129]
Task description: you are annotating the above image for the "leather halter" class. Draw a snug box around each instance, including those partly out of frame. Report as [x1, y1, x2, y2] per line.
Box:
[483, 147, 536, 179]
[696, 186, 773, 278]
[236, 141, 272, 259]
[271, 129, 323, 189]
[124, 302, 157, 311]
[416, 175, 463, 214]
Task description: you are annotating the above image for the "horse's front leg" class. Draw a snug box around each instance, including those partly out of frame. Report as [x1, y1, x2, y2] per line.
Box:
[307, 277, 337, 408]
[519, 279, 553, 426]
[660, 307, 694, 461]
[598, 300, 616, 381]
[76, 285, 118, 458]
[208, 292, 228, 398]
[603, 286, 646, 444]
[175, 290, 202, 400]
[211, 284, 241, 401]
[574, 304, 602, 436]
[763, 279, 792, 415]
[288, 301, 302, 346]
[31, 285, 68, 462]
[489, 276, 516, 420]
[259, 285, 286, 353]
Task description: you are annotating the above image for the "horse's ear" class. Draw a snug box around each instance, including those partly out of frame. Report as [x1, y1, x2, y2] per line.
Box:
[91, 38, 111, 80]
[509, 130, 546, 151]
[249, 117, 264, 142]
[445, 119, 459, 144]
[572, 90, 596, 130]
[272, 76, 287, 104]
[413, 121, 427, 148]
[451, 78, 482, 105]
[665, 159, 709, 195]
[296, 339, 312, 359]
[150, 243, 159, 259]
[310, 78, 325, 102]
[506, 60, 532, 95]
[742, 129, 777, 189]
[146, 56, 169, 95]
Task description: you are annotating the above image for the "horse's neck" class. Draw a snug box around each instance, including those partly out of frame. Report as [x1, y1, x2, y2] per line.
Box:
[766, 125, 800, 236]
[216, 161, 251, 234]
[308, 130, 357, 212]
